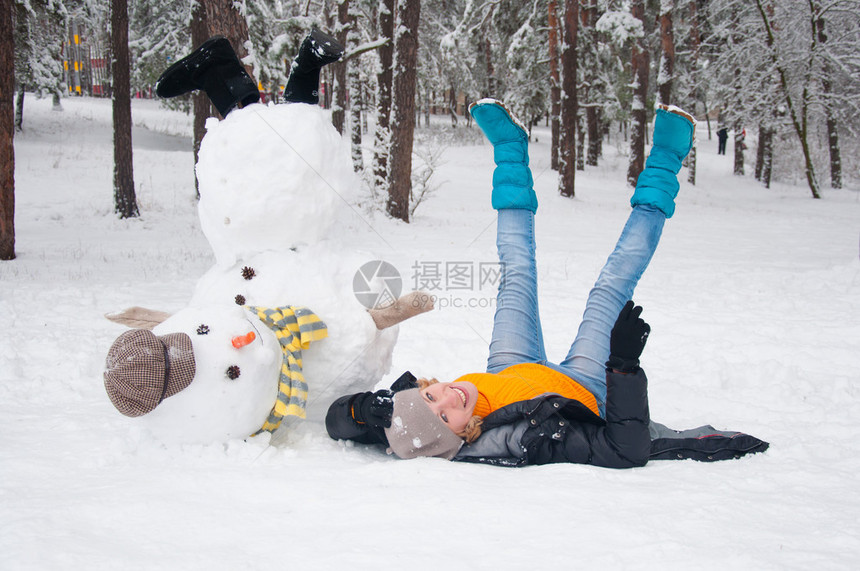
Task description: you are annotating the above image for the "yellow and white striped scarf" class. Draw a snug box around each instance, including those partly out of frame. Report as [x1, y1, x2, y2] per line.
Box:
[247, 305, 328, 434]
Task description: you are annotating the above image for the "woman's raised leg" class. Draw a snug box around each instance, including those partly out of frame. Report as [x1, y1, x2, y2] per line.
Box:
[555, 106, 695, 407]
[554, 205, 665, 406]
[469, 100, 545, 373]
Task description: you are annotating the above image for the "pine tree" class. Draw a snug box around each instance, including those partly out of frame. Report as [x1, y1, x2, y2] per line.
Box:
[683, 0, 703, 185]
[386, 0, 420, 222]
[813, 1, 841, 189]
[657, 0, 676, 106]
[347, 5, 363, 172]
[1, 0, 15, 259]
[372, 0, 394, 195]
[580, 0, 601, 167]
[111, 0, 137, 218]
[558, 0, 578, 197]
[627, 0, 649, 187]
[548, 0, 561, 170]
[13, 0, 67, 131]
[128, 0, 189, 95]
[331, 0, 350, 135]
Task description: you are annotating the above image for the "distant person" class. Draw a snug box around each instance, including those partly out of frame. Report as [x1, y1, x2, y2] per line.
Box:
[738, 128, 748, 151]
[717, 127, 728, 155]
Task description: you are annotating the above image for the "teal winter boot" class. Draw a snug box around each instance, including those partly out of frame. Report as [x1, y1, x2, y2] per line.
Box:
[631, 104, 696, 218]
[469, 99, 537, 213]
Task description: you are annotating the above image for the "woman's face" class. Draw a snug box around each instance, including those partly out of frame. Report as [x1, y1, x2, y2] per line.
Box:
[420, 381, 478, 434]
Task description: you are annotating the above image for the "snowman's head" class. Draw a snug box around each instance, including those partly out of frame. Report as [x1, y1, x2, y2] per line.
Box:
[105, 304, 284, 442]
[196, 103, 358, 266]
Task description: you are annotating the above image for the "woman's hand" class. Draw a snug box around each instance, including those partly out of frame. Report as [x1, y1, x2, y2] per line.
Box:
[351, 390, 394, 428]
[606, 301, 651, 374]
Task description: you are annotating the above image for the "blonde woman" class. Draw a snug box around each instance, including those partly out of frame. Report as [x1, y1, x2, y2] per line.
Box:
[326, 100, 768, 467]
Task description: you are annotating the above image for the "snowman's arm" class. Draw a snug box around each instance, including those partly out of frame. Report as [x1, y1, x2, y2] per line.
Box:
[104, 307, 172, 330]
[325, 393, 389, 446]
[368, 291, 434, 330]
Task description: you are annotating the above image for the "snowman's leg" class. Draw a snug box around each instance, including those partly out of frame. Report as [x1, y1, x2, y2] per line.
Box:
[283, 29, 345, 105]
[155, 36, 259, 117]
[368, 291, 434, 330]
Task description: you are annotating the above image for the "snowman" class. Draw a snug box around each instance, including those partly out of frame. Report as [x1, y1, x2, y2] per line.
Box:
[103, 30, 430, 443]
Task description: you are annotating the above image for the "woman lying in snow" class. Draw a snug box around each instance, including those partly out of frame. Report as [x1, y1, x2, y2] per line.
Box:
[326, 100, 769, 467]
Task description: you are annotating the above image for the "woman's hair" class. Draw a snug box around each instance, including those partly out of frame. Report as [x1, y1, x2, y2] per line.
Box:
[416, 378, 483, 444]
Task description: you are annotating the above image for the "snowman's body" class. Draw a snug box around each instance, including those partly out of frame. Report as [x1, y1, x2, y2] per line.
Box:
[138, 103, 397, 442]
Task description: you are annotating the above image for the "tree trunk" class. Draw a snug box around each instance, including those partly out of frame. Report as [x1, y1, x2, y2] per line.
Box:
[686, 0, 700, 185]
[202, 0, 252, 66]
[730, 4, 744, 177]
[761, 127, 773, 188]
[348, 13, 363, 172]
[482, 13, 496, 98]
[586, 107, 598, 166]
[754, 122, 765, 180]
[558, 0, 578, 197]
[627, 0, 649, 187]
[424, 86, 430, 127]
[386, 0, 420, 222]
[824, 110, 841, 190]
[448, 86, 458, 127]
[814, 5, 841, 189]
[686, 145, 696, 185]
[582, 0, 599, 167]
[576, 111, 585, 171]
[14, 84, 22, 132]
[331, 0, 350, 135]
[111, 0, 138, 219]
[733, 122, 744, 176]
[598, 109, 606, 157]
[548, 0, 561, 171]
[657, 1, 675, 106]
[372, 0, 395, 193]
[361, 77, 368, 134]
[0, 0, 15, 260]
[191, 1, 210, 198]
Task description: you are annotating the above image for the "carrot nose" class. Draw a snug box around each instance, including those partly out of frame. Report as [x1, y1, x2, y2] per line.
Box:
[231, 331, 256, 348]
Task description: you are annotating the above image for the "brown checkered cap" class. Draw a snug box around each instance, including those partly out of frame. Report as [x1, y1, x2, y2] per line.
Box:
[104, 329, 196, 417]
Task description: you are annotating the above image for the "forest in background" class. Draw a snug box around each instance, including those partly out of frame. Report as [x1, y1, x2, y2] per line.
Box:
[3, 0, 860, 259]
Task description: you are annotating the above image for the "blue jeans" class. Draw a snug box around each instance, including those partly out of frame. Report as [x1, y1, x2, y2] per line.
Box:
[486, 205, 666, 416]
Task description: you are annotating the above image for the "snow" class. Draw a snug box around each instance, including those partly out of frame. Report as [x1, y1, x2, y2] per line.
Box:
[596, 10, 644, 44]
[2, 95, 860, 569]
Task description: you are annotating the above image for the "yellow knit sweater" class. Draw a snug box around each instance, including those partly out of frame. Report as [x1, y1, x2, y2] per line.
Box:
[454, 363, 599, 418]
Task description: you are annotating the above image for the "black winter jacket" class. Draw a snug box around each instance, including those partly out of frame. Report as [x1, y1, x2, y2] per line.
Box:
[325, 368, 768, 467]
[454, 368, 650, 468]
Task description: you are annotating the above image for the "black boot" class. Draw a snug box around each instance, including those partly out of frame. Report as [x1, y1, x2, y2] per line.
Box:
[155, 36, 260, 117]
[283, 29, 345, 104]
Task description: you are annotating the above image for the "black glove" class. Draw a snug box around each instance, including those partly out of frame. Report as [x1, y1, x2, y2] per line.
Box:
[606, 300, 650, 373]
[351, 390, 394, 428]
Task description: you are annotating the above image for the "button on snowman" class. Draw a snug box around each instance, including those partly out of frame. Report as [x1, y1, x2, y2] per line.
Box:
[104, 102, 429, 443]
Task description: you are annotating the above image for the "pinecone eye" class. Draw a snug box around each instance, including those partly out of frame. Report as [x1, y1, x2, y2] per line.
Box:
[241, 266, 256, 280]
[226, 365, 241, 380]
[196, 324, 210, 335]
[235, 294, 246, 306]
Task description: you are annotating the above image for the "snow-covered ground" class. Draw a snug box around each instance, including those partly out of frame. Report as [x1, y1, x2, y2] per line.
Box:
[2, 96, 859, 570]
